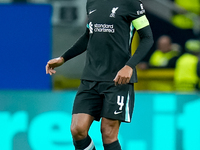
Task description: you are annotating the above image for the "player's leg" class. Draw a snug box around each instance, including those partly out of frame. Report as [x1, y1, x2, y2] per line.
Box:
[101, 118, 121, 150]
[71, 80, 102, 150]
[71, 113, 96, 150]
[71, 113, 94, 140]
[99, 82, 135, 150]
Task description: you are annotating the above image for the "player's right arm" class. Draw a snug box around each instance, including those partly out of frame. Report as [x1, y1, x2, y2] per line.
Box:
[45, 27, 89, 75]
[61, 27, 89, 62]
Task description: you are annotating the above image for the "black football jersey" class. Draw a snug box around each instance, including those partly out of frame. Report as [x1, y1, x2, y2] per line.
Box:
[81, 0, 150, 83]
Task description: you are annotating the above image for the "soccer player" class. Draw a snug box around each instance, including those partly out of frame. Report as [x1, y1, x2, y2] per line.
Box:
[46, 0, 153, 149]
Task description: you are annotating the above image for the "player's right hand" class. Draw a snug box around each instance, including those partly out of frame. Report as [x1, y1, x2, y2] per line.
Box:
[45, 57, 64, 75]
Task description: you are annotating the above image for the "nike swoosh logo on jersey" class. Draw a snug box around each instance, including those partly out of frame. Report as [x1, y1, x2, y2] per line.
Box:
[89, 9, 96, 14]
[114, 111, 122, 115]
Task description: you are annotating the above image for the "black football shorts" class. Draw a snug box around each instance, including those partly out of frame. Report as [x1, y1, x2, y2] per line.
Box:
[72, 80, 135, 122]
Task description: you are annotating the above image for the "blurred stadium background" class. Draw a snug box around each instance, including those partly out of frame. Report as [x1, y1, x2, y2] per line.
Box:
[0, 0, 199, 150]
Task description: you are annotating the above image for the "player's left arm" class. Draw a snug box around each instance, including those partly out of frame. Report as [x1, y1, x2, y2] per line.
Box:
[126, 16, 154, 69]
[114, 15, 154, 85]
[114, 1, 154, 85]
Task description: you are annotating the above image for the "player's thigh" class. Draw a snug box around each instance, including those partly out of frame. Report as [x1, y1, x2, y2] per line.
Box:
[71, 113, 94, 134]
[101, 117, 121, 132]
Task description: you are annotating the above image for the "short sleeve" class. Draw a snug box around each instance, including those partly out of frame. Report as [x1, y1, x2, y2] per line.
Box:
[127, 0, 146, 20]
[127, 0, 150, 30]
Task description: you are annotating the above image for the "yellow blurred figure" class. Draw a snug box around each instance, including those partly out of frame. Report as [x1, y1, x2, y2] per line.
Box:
[175, 0, 200, 14]
[174, 39, 200, 91]
[172, 0, 200, 29]
[149, 35, 180, 68]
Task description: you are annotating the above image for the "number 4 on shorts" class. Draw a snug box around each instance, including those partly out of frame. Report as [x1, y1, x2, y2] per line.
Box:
[117, 96, 124, 110]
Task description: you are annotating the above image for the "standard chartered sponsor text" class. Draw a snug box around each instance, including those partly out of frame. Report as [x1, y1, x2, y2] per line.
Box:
[94, 23, 115, 33]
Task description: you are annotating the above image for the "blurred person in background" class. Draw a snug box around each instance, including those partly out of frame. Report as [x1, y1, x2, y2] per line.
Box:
[174, 39, 200, 91]
[172, 0, 200, 31]
[46, 0, 153, 149]
[174, 0, 200, 15]
[149, 35, 181, 68]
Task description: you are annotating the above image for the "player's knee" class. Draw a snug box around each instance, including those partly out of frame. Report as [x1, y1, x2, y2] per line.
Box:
[101, 119, 120, 143]
[101, 123, 115, 140]
[70, 124, 87, 139]
[101, 125, 118, 144]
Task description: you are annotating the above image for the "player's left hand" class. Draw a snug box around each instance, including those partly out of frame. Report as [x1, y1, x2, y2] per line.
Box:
[113, 65, 133, 86]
